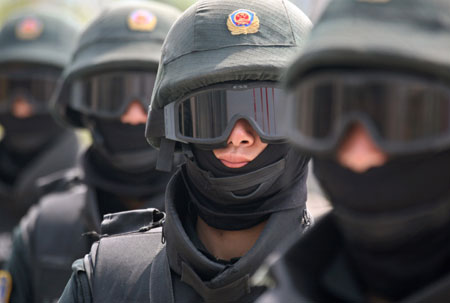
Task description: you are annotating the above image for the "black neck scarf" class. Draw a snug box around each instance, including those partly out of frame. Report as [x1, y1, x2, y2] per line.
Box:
[82, 147, 172, 199]
[182, 144, 309, 230]
[0, 114, 65, 184]
[314, 150, 450, 301]
[0, 114, 63, 153]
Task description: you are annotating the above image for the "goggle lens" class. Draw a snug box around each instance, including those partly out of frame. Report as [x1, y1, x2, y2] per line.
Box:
[70, 72, 157, 118]
[289, 71, 450, 153]
[168, 83, 287, 144]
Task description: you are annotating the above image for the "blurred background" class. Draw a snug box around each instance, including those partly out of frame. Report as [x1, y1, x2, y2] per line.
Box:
[0, 0, 331, 26]
[0, 0, 195, 26]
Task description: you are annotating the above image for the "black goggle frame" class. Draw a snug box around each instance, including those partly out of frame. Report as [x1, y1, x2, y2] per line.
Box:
[164, 82, 288, 147]
[286, 70, 450, 155]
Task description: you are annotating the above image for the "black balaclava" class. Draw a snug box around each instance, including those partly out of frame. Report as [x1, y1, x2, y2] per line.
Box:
[90, 119, 159, 174]
[182, 143, 309, 230]
[314, 149, 450, 301]
[83, 145, 171, 199]
[84, 118, 172, 204]
[0, 113, 64, 153]
[0, 114, 65, 184]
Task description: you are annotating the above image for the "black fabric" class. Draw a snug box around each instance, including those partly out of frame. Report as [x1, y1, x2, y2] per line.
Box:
[313, 150, 450, 301]
[91, 119, 163, 173]
[257, 214, 450, 303]
[0, 114, 64, 155]
[183, 144, 309, 230]
[0, 142, 37, 185]
[29, 185, 95, 303]
[94, 120, 149, 154]
[164, 170, 308, 302]
[91, 229, 165, 303]
[82, 147, 171, 200]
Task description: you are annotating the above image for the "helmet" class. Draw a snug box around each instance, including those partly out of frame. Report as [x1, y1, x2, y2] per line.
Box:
[284, 0, 450, 155]
[0, 9, 80, 117]
[52, 0, 181, 128]
[145, 0, 312, 170]
[0, 9, 80, 68]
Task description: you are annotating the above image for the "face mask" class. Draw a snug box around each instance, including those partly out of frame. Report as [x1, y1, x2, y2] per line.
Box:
[182, 144, 309, 230]
[91, 119, 158, 173]
[0, 114, 63, 152]
[314, 150, 450, 300]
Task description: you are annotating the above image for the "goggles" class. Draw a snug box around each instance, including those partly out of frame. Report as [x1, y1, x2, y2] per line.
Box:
[0, 68, 60, 115]
[70, 71, 156, 118]
[164, 82, 287, 146]
[287, 71, 450, 155]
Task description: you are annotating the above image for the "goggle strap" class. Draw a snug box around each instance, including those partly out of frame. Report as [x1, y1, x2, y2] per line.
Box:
[156, 138, 176, 172]
[182, 143, 194, 161]
[146, 107, 165, 138]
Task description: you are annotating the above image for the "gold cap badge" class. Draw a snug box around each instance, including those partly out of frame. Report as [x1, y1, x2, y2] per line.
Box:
[227, 9, 260, 36]
[16, 17, 43, 40]
[128, 9, 157, 32]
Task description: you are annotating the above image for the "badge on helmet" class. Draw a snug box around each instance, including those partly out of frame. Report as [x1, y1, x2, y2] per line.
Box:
[0, 270, 11, 303]
[227, 9, 260, 35]
[128, 9, 157, 32]
[16, 17, 43, 40]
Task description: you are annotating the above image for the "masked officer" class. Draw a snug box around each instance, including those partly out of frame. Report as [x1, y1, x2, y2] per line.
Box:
[2, 2, 181, 303]
[58, 0, 312, 302]
[0, 9, 81, 268]
[255, 0, 450, 302]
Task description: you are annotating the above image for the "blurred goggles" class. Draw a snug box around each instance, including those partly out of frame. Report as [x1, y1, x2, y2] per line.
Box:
[0, 69, 59, 115]
[287, 71, 450, 155]
[164, 82, 287, 146]
[70, 71, 156, 118]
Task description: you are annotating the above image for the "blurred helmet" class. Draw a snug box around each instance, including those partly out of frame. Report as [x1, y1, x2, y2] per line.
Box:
[52, 0, 181, 128]
[284, 0, 450, 155]
[0, 9, 80, 116]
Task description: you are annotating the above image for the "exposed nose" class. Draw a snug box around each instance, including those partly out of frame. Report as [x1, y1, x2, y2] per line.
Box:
[120, 101, 147, 125]
[337, 123, 388, 173]
[12, 96, 33, 118]
[227, 119, 256, 147]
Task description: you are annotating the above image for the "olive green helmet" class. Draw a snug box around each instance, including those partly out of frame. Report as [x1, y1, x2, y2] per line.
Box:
[145, 0, 312, 152]
[285, 0, 450, 90]
[0, 9, 80, 68]
[52, 0, 181, 128]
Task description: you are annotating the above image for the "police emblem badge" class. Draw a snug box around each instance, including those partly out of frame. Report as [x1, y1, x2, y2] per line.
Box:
[128, 9, 157, 32]
[227, 9, 260, 35]
[16, 17, 43, 40]
[0, 270, 11, 303]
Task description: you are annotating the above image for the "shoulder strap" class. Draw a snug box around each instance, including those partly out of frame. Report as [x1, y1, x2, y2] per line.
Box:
[150, 247, 174, 303]
[25, 184, 94, 303]
[89, 209, 166, 303]
[91, 228, 164, 303]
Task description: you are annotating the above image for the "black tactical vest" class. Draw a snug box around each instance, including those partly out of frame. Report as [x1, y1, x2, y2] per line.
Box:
[84, 208, 166, 303]
[0, 131, 80, 267]
[21, 181, 97, 302]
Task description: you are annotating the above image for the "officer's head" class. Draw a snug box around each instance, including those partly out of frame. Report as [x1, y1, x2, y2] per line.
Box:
[285, 0, 450, 167]
[147, 0, 312, 168]
[147, 0, 312, 230]
[0, 9, 80, 151]
[284, 1, 450, 295]
[52, 1, 181, 172]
